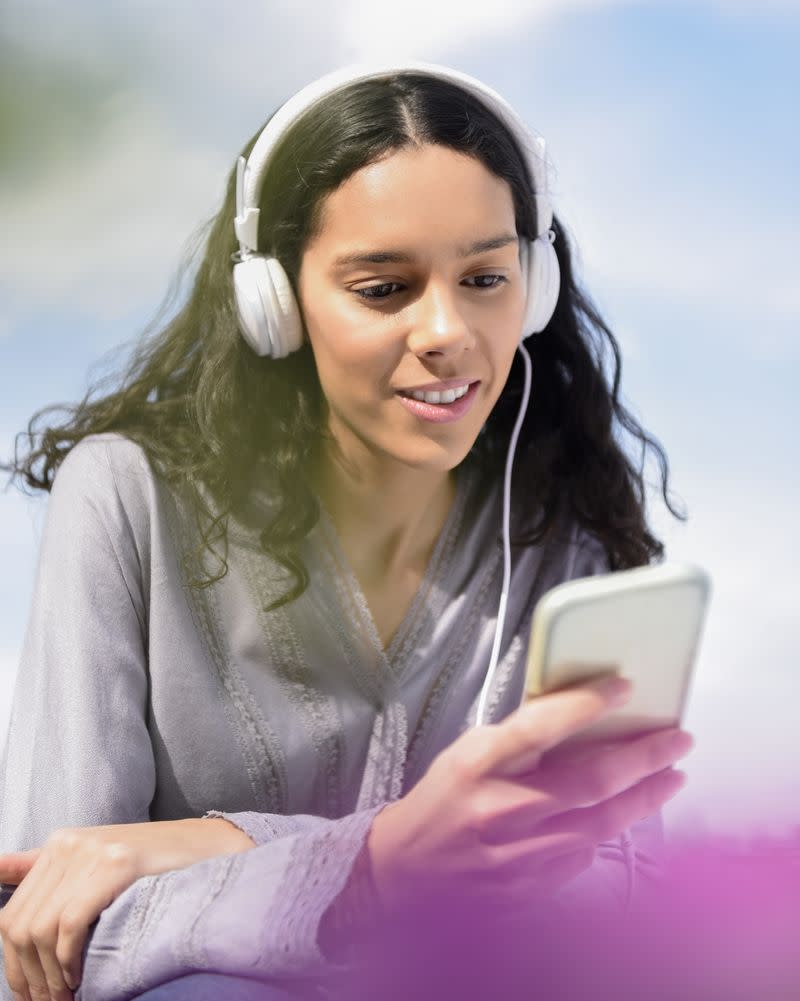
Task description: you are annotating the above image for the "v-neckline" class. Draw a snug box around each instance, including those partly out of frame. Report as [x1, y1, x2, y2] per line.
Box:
[314, 461, 473, 678]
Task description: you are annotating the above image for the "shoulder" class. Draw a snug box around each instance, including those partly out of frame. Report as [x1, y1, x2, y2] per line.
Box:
[469, 463, 611, 578]
[538, 520, 611, 583]
[56, 432, 150, 483]
[570, 524, 611, 577]
[50, 433, 159, 531]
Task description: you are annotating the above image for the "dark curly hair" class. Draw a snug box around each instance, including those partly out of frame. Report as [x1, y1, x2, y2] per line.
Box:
[1, 71, 685, 611]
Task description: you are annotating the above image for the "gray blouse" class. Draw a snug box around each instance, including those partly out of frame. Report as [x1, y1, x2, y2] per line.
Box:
[0, 433, 664, 1000]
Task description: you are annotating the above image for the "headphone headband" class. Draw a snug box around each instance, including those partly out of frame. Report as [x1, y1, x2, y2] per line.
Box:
[231, 60, 562, 356]
[233, 59, 555, 256]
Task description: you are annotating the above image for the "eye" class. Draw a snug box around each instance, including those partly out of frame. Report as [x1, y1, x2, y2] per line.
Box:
[352, 274, 508, 303]
[467, 274, 508, 291]
[353, 281, 405, 302]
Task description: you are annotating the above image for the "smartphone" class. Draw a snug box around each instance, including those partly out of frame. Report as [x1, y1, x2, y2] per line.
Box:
[522, 561, 711, 744]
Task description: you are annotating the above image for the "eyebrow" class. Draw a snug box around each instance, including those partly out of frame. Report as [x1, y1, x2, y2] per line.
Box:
[331, 233, 519, 269]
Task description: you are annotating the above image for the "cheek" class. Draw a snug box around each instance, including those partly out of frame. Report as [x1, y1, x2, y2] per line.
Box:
[307, 295, 392, 362]
[314, 327, 402, 398]
[312, 336, 399, 413]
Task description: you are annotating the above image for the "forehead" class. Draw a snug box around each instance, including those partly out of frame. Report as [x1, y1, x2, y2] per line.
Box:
[308, 144, 517, 258]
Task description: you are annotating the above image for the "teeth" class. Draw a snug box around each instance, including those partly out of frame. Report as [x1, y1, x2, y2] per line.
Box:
[401, 383, 471, 404]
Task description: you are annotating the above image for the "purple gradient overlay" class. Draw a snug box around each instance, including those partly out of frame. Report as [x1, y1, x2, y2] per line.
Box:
[315, 833, 800, 1001]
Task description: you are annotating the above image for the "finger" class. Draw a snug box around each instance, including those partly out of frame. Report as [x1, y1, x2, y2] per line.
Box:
[54, 908, 86, 994]
[1, 934, 32, 1001]
[484, 827, 594, 880]
[447, 726, 690, 851]
[542, 723, 694, 773]
[478, 674, 632, 779]
[536, 766, 688, 845]
[6, 920, 55, 999]
[462, 772, 566, 848]
[53, 845, 139, 992]
[0, 855, 53, 1001]
[9, 853, 74, 1001]
[531, 726, 694, 813]
[0, 852, 40, 887]
[50, 877, 105, 993]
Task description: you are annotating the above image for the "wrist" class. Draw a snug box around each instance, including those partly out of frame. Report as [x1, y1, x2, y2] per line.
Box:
[195, 816, 256, 853]
[364, 800, 403, 908]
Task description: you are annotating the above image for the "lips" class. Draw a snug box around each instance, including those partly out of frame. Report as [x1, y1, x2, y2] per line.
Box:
[394, 380, 480, 424]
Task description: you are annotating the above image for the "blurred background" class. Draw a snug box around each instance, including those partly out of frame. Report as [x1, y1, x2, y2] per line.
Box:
[1, 0, 797, 843]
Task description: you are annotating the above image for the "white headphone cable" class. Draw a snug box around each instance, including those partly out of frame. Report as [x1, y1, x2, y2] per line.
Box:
[472, 338, 636, 914]
[474, 338, 532, 729]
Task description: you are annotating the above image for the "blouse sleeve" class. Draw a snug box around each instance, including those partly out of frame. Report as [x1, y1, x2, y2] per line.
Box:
[75, 802, 389, 1001]
[0, 437, 155, 852]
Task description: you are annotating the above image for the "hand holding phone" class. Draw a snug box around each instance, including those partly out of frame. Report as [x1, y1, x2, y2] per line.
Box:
[366, 674, 693, 929]
[523, 561, 711, 745]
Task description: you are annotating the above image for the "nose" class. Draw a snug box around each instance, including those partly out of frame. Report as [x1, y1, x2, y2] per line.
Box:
[406, 280, 475, 357]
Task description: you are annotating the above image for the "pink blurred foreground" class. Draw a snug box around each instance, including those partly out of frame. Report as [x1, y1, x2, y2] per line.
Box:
[319, 834, 800, 1001]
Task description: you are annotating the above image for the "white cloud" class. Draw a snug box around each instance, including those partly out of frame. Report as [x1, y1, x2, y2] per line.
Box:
[335, 0, 552, 62]
[540, 96, 798, 359]
[5, 0, 792, 361]
[645, 467, 799, 838]
[0, 90, 229, 332]
[706, 0, 800, 18]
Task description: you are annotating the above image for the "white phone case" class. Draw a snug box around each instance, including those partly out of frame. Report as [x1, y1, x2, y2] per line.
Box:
[523, 561, 711, 742]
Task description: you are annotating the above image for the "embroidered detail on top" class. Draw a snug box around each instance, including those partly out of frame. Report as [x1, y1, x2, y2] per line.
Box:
[402, 543, 503, 792]
[174, 853, 241, 972]
[387, 700, 409, 802]
[123, 871, 177, 995]
[355, 700, 409, 811]
[237, 543, 346, 819]
[268, 805, 386, 976]
[160, 485, 288, 814]
[464, 630, 526, 729]
[313, 530, 387, 705]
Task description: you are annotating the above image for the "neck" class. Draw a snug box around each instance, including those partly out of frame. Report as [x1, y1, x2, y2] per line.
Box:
[308, 446, 459, 582]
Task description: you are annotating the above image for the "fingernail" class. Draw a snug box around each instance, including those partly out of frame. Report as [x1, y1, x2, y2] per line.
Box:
[671, 768, 688, 787]
[599, 676, 631, 704]
[670, 730, 694, 756]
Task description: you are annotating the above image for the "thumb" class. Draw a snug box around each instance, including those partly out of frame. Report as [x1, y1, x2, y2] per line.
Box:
[0, 849, 40, 885]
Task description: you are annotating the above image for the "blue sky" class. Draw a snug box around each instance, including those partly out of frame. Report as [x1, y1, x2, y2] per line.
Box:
[1, 0, 798, 838]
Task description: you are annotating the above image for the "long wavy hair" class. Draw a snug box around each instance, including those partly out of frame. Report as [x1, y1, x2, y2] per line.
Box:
[1, 72, 685, 611]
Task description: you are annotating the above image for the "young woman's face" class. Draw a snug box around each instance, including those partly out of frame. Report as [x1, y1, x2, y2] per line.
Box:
[297, 143, 526, 476]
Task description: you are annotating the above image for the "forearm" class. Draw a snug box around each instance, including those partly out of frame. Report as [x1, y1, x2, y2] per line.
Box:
[77, 804, 387, 1001]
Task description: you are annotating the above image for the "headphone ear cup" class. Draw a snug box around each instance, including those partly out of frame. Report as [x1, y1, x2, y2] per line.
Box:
[232, 256, 304, 358]
[520, 234, 561, 338]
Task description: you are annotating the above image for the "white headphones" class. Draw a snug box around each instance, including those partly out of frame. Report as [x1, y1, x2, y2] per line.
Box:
[231, 59, 561, 358]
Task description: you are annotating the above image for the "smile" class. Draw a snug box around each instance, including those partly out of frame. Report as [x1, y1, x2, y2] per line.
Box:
[395, 381, 480, 424]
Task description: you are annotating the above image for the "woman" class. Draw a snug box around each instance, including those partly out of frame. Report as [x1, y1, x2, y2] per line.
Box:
[0, 61, 692, 1001]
